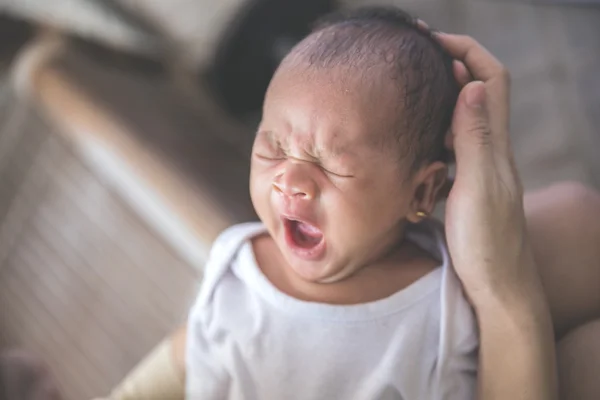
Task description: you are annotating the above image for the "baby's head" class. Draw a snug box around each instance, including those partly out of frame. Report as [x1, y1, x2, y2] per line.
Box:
[250, 6, 458, 283]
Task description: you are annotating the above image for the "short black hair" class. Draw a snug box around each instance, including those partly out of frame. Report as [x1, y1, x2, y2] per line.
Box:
[291, 6, 458, 170]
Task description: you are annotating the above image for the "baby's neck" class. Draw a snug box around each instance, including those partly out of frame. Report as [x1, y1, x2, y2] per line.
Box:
[252, 234, 439, 305]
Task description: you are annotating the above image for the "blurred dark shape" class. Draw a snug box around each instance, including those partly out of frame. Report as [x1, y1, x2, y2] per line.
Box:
[89, 0, 162, 40]
[0, 0, 160, 57]
[208, 0, 335, 122]
[495, 0, 600, 4]
[0, 15, 34, 67]
[68, 35, 166, 79]
[0, 350, 63, 400]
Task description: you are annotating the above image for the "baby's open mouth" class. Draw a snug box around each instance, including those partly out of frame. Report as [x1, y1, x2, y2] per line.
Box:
[284, 218, 324, 249]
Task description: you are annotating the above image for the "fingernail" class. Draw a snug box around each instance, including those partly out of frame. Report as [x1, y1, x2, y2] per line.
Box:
[416, 19, 429, 30]
[466, 81, 486, 109]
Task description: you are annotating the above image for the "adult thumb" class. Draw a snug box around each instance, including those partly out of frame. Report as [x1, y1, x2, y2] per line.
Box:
[451, 81, 493, 170]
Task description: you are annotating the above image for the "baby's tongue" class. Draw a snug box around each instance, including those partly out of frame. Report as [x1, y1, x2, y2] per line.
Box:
[293, 221, 323, 248]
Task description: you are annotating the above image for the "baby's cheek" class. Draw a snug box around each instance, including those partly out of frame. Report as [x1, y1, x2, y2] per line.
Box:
[329, 190, 378, 227]
[249, 173, 271, 210]
[352, 180, 408, 221]
[348, 176, 392, 205]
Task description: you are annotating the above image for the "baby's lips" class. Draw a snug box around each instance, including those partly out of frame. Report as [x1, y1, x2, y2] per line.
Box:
[280, 211, 320, 230]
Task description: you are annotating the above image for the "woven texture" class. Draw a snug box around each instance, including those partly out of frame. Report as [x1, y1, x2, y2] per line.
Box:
[0, 99, 199, 399]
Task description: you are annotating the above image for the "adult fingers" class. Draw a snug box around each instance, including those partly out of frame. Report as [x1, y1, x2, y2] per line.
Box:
[413, 24, 480, 88]
[444, 61, 471, 154]
[435, 33, 510, 119]
[415, 22, 473, 87]
[436, 32, 511, 146]
[451, 81, 494, 174]
[453, 60, 472, 87]
[444, 62, 471, 156]
[415, 23, 473, 87]
[415, 19, 429, 31]
[434, 33, 505, 83]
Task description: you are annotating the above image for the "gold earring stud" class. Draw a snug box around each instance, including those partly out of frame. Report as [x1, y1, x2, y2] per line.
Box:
[416, 211, 428, 219]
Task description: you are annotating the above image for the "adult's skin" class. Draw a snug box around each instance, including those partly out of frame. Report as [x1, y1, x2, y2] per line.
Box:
[434, 29, 600, 399]
[431, 31, 559, 399]
[526, 184, 600, 400]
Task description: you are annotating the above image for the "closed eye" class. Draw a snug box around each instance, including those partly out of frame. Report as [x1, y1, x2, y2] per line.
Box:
[322, 167, 354, 179]
[254, 153, 286, 162]
[253, 130, 285, 161]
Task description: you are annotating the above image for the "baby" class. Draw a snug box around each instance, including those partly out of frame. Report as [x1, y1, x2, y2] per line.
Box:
[185, 6, 477, 400]
[102, 6, 478, 400]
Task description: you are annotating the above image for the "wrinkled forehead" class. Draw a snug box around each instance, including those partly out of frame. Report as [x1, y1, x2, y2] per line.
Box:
[262, 60, 404, 154]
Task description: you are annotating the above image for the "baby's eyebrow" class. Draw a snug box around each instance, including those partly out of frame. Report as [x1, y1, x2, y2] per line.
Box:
[260, 130, 279, 146]
[318, 141, 356, 161]
[326, 144, 347, 158]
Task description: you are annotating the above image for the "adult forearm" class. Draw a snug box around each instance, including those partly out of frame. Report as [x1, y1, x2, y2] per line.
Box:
[104, 326, 186, 400]
[474, 276, 558, 400]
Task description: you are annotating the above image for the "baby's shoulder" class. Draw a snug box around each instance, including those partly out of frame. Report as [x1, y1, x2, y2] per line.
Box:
[190, 223, 265, 307]
[208, 222, 265, 258]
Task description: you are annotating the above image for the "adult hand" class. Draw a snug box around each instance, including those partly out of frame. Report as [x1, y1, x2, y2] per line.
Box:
[432, 31, 558, 400]
[433, 33, 538, 305]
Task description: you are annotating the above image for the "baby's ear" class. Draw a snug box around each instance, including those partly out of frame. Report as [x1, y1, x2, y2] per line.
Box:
[407, 162, 448, 223]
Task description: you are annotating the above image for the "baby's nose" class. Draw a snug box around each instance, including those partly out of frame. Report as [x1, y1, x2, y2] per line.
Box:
[272, 164, 317, 199]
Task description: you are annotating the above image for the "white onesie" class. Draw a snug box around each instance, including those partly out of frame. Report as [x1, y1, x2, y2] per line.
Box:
[186, 220, 478, 400]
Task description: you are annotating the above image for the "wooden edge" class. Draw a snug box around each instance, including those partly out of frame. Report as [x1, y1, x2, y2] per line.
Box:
[12, 35, 235, 270]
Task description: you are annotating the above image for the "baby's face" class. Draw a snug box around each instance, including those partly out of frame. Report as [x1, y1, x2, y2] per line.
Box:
[250, 63, 422, 283]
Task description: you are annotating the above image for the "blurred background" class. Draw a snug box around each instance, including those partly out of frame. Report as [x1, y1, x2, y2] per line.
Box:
[0, 0, 598, 398]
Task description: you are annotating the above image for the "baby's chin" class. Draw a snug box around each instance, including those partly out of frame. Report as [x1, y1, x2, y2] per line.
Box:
[281, 251, 356, 284]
